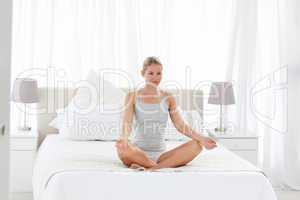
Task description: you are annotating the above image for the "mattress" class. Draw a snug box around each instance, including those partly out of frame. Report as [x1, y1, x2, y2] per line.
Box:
[33, 135, 277, 200]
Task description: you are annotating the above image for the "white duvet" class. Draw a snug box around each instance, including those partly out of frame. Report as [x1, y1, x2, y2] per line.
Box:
[33, 135, 277, 200]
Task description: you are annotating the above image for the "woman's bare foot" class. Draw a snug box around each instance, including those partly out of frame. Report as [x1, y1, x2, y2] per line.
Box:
[129, 163, 141, 169]
[129, 163, 146, 171]
[145, 166, 161, 172]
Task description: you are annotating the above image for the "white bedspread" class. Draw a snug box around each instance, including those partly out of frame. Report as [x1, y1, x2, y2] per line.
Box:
[33, 135, 277, 200]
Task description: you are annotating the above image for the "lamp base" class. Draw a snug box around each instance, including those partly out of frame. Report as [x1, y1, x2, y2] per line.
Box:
[18, 126, 32, 131]
[214, 127, 227, 133]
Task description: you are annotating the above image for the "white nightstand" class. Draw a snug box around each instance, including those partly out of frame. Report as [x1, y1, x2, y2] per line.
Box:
[9, 129, 38, 193]
[208, 130, 259, 165]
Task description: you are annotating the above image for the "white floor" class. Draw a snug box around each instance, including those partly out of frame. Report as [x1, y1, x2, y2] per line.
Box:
[10, 193, 32, 200]
[9, 190, 300, 200]
[275, 190, 300, 200]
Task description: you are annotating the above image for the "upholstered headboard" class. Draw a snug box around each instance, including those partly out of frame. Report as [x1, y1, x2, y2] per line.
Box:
[36, 87, 204, 142]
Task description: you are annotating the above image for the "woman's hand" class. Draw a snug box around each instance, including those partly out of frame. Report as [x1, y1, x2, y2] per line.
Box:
[200, 137, 217, 150]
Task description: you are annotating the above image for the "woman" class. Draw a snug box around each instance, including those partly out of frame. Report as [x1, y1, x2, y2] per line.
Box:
[115, 57, 217, 171]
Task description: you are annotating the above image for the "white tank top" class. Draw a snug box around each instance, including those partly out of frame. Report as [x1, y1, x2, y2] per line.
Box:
[131, 92, 169, 152]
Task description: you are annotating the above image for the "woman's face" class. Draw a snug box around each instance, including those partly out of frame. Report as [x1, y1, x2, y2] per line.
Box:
[142, 64, 162, 87]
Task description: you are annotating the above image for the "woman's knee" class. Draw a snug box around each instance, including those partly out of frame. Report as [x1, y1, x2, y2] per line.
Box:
[117, 147, 134, 167]
[117, 144, 137, 159]
[119, 156, 132, 167]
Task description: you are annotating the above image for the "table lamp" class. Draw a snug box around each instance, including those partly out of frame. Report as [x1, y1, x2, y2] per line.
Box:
[11, 78, 39, 131]
[208, 82, 235, 133]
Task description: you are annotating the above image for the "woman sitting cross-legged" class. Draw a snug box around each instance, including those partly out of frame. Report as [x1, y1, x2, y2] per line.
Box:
[115, 56, 217, 171]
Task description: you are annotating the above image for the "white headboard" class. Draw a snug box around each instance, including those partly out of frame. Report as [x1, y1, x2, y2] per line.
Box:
[36, 87, 204, 142]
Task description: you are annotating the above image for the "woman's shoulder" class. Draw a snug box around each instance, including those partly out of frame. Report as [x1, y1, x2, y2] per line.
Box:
[160, 89, 176, 107]
[160, 89, 174, 99]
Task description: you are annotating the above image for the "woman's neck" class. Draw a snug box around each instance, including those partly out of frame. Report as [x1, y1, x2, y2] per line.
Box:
[143, 84, 159, 94]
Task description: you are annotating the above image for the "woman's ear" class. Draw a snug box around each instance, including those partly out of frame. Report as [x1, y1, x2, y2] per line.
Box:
[140, 70, 144, 77]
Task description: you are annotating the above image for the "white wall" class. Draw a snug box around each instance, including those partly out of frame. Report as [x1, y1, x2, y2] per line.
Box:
[0, 0, 12, 199]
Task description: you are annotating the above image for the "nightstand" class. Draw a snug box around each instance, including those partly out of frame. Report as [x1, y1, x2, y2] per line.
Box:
[9, 129, 38, 193]
[208, 130, 259, 165]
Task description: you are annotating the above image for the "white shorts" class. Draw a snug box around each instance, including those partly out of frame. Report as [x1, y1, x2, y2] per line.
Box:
[144, 150, 164, 162]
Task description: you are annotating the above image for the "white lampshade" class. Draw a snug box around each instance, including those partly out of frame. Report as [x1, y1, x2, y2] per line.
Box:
[208, 82, 235, 105]
[11, 78, 39, 103]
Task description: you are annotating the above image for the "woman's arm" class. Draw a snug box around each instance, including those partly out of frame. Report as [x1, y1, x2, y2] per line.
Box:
[115, 92, 135, 151]
[167, 92, 217, 149]
[119, 92, 135, 141]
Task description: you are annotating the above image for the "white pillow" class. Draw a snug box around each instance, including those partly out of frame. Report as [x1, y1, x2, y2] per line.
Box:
[100, 78, 126, 105]
[48, 69, 126, 140]
[164, 108, 204, 141]
[71, 69, 126, 111]
[48, 108, 65, 130]
[58, 104, 123, 141]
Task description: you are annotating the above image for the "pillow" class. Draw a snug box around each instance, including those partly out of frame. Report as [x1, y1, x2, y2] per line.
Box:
[48, 108, 65, 130]
[71, 69, 100, 111]
[71, 69, 126, 111]
[100, 78, 126, 105]
[48, 69, 126, 140]
[58, 104, 123, 141]
[164, 108, 204, 141]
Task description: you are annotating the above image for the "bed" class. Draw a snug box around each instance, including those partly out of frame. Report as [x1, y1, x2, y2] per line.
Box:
[33, 87, 277, 200]
[33, 135, 277, 200]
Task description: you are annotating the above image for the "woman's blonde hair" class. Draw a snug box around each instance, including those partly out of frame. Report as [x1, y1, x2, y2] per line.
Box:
[141, 56, 162, 75]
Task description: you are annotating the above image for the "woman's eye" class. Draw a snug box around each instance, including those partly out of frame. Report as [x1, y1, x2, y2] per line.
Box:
[157, 72, 161, 75]
[149, 72, 153, 75]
